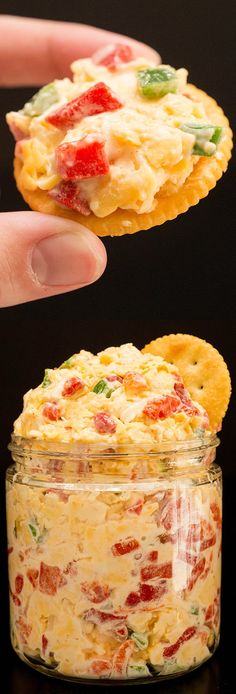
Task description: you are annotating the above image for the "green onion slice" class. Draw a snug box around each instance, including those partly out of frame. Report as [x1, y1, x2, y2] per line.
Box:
[180, 122, 223, 156]
[131, 632, 149, 650]
[42, 369, 51, 388]
[28, 520, 47, 544]
[93, 379, 114, 398]
[137, 67, 178, 99]
[23, 82, 60, 117]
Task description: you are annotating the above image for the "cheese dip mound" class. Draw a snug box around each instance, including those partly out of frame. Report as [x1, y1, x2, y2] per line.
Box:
[6, 43, 228, 235]
[14, 344, 210, 447]
[7, 344, 221, 681]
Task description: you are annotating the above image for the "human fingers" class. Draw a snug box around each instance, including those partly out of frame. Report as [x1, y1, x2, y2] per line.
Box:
[0, 211, 107, 307]
[0, 15, 161, 86]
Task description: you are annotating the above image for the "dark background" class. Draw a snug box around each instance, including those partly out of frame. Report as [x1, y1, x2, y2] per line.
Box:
[0, 1, 236, 692]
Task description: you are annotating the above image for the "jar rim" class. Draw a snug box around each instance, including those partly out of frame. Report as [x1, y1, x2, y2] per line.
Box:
[8, 433, 219, 459]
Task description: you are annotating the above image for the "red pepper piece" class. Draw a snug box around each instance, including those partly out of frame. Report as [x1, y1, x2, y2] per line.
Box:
[94, 411, 117, 434]
[127, 499, 144, 515]
[163, 626, 197, 658]
[160, 496, 188, 532]
[177, 550, 198, 566]
[39, 561, 65, 595]
[27, 568, 39, 588]
[186, 557, 206, 592]
[141, 561, 172, 581]
[92, 43, 134, 70]
[55, 135, 109, 180]
[112, 538, 140, 556]
[84, 608, 127, 624]
[62, 376, 84, 397]
[186, 520, 216, 552]
[125, 591, 141, 607]
[210, 502, 222, 528]
[15, 574, 24, 594]
[174, 381, 199, 415]
[42, 634, 48, 655]
[200, 534, 216, 551]
[42, 402, 61, 421]
[81, 581, 111, 604]
[10, 587, 21, 606]
[46, 82, 123, 128]
[16, 616, 32, 645]
[143, 395, 180, 420]
[185, 523, 201, 547]
[139, 583, 158, 602]
[139, 581, 167, 602]
[113, 624, 129, 641]
[49, 180, 90, 215]
[112, 639, 134, 677]
[147, 550, 158, 562]
[202, 565, 210, 581]
[91, 659, 112, 677]
[205, 603, 214, 625]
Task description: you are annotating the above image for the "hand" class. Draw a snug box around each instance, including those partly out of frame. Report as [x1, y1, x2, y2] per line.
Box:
[0, 16, 159, 307]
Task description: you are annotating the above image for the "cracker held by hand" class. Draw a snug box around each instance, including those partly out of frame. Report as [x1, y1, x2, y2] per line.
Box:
[7, 44, 232, 236]
[142, 334, 231, 431]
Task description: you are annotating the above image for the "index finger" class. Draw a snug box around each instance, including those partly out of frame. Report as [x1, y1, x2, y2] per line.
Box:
[0, 15, 160, 86]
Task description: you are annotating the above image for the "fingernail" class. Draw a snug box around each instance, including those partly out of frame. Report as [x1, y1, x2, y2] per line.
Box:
[31, 231, 105, 286]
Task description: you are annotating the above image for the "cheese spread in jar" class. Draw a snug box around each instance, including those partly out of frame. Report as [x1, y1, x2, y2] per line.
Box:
[6, 344, 222, 682]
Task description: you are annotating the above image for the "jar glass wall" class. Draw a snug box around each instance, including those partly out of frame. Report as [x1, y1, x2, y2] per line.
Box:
[6, 436, 222, 684]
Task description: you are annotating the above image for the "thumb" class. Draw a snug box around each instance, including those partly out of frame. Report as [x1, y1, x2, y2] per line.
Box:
[0, 211, 107, 307]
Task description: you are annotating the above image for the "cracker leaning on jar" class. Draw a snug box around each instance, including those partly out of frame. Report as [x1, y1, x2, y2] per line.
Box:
[6, 44, 232, 236]
[6, 336, 231, 682]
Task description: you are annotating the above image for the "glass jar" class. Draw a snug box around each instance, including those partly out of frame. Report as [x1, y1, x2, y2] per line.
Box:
[6, 435, 222, 684]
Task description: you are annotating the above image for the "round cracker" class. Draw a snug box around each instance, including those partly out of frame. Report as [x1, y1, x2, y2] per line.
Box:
[142, 334, 231, 430]
[14, 84, 232, 237]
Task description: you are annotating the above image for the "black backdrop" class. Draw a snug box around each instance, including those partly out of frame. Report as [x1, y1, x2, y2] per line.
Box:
[0, 1, 236, 692]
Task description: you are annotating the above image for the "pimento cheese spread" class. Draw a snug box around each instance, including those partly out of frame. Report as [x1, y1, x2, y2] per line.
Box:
[7, 344, 221, 681]
[14, 343, 210, 445]
[7, 44, 224, 220]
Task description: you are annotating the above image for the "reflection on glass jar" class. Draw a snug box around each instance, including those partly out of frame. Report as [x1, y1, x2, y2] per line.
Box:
[6, 436, 222, 683]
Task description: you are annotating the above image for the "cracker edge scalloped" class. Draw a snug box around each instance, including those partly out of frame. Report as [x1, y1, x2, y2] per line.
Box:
[13, 84, 233, 237]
